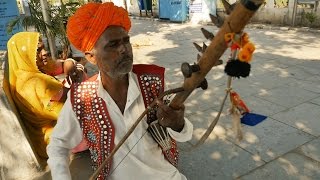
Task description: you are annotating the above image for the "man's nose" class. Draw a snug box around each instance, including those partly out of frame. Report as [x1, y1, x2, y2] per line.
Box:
[118, 43, 128, 54]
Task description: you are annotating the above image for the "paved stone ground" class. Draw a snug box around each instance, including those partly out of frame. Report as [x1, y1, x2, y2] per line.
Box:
[1, 18, 320, 179]
[129, 19, 320, 180]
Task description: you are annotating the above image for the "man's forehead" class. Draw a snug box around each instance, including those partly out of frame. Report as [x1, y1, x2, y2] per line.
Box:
[104, 28, 129, 40]
[105, 26, 127, 34]
[95, 26, 129, 45]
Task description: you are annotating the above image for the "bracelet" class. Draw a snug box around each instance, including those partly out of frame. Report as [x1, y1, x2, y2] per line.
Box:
[76, 64, 85, 71]
[62, 76, 73, 88]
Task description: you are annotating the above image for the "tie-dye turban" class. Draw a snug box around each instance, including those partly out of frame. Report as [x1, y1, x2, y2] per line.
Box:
[67, 2, 131, 52]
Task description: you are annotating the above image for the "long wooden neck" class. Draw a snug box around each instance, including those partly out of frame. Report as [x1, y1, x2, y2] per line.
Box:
[169, 0, 264, 110]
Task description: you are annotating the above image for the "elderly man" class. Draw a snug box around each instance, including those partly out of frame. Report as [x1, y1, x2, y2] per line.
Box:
[47, 2, 193, 180]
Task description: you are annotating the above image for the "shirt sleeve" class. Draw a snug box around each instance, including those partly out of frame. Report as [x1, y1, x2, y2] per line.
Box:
[47, 92, 83, 180]
[167, 117, 193, 142]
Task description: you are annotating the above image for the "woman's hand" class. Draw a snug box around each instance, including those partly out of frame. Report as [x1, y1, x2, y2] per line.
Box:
[156, 100, 185, 132]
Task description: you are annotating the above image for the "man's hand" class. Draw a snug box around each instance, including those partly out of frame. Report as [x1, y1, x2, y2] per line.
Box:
[156, 100, 185, 132]
[68, 64, 86, 83]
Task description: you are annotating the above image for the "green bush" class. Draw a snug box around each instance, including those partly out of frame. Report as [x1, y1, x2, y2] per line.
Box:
[7, 0, 82, 57]
[304, 12, 317, 24]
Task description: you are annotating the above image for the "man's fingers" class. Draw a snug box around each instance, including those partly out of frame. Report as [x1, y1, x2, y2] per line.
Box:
[157, 102, 171, 118]
[158, 116, 170, 127]
[68, 67, 85, 83]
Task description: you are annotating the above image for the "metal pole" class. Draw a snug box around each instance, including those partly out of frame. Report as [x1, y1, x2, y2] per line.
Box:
[124, 0, 128, 11]
[39, 0, 57, 60]
[292, 0, 298, 27]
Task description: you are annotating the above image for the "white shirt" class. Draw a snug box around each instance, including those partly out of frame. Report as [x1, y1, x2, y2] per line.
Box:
[47, 71, 193, 180]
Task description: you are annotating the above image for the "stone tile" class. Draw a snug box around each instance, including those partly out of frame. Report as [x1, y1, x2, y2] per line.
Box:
[186, 104, 314, 169]
[311, 97, 320, 106]
[305, 75, 320, 82]
[165, 70, 185, 87]
[244, 96, 287, 116]
[253, 58, 289, 69]
[231, 78, 264, 98]
[205, 65, 227, 86]
[285, 65, 318, 80]
[226, 118, 314, 162]
[186, 108, 233, 139]
[298, 138, 320, 162]
[299, 60, 320, 71]
[272, 103, 320, 136]
[185, 85, 230, 113]
[297, 66, 320, 77]
[250, 59, 290, 75]
[273, 57, 305, 67]
[239, 152, 320, 180]
[211, 95, 298, 133]
[248, 71, 296, 90]
[256, 85, 319, 108]
[254, 52, 278, 61]
[287, 78, 320, 93]
[205, 70, 227, 88]
[179, 139, 265, 180]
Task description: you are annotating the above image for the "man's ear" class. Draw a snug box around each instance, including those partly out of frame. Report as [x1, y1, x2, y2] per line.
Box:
[84, 51, 97, 65]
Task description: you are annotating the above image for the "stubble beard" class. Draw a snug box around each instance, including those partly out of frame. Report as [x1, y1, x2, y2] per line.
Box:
[108, 61, 133, 79]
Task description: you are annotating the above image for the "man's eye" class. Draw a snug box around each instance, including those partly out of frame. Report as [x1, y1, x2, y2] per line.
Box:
[108, 43, 117, 47]
[108, 42, 119, 47]
[123, 37, 130, 43]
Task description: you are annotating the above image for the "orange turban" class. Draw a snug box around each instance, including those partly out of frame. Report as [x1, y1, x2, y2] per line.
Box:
[67, 2, 131, 52]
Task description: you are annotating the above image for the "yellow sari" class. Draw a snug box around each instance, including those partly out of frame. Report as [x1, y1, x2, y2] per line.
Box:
[7, 32, 63, 159]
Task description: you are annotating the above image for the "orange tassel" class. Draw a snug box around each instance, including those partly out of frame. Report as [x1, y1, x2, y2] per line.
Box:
[230, 91, 250, 114]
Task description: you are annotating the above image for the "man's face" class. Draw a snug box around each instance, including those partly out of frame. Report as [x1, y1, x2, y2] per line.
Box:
[36, 40, 48, 72]
[93, 26, 133, 78]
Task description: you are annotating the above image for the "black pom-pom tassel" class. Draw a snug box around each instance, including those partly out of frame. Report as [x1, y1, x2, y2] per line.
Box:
[224, 59, 251, 78]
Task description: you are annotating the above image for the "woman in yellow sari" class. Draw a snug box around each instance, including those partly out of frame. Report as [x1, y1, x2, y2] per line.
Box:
[6, 32, 83, 161]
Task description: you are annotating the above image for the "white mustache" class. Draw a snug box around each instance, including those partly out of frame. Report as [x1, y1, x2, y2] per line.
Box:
[118, 56, 133, 65]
